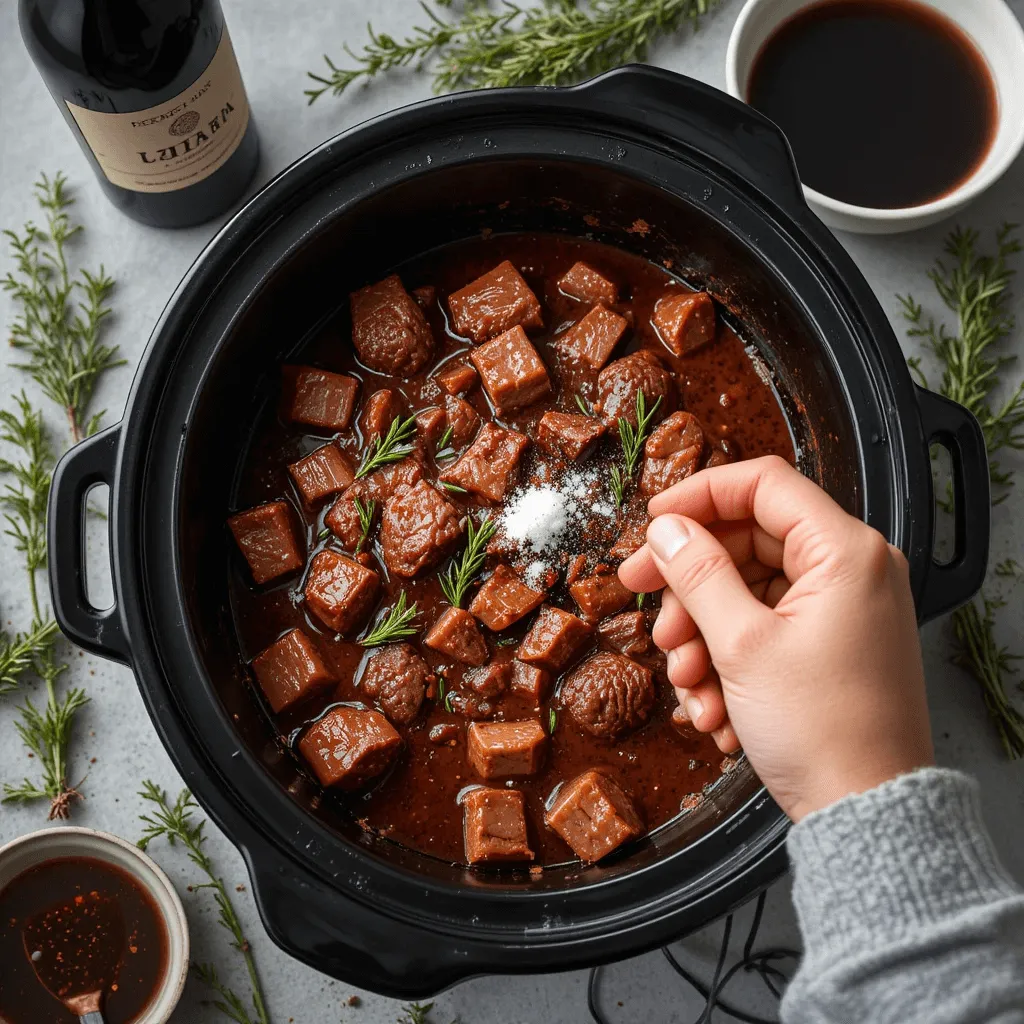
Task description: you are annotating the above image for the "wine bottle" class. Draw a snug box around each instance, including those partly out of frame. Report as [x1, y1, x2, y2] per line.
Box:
[19, 0, 260, 229]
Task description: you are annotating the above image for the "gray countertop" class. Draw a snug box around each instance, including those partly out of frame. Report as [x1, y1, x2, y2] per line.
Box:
[2, 1, 1023, 1021]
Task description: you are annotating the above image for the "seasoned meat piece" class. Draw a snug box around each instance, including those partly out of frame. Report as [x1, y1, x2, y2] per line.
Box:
[350, 274, 434, 376]
[411, 284, 436, 308]
[360, 389, 402, 440]
[464, 660, 513, 698]
[569, 572, 634, 623]
[448, 260, 543, 343]
[467, 720, 547, 778]
[440, 422, 529, 503]
[414, 406, 447, 447]
[556, 305, 628, 371]
[435, 361, 479, 396]
[517, 605, 593, 673]
[447, 691, 495, 719]
[509, 660, 552, 702]
[640, 411, 705, 496]
[544, 769, 643, 863]
[463, 787, 534, 863]
[288, 444, 355, 505]
[324, 460, 424, 549]
[251, 628, 334, 713]
[565, 554, 589, 587]
[705, 439, 737, 469]
[537, 412, 606, 461]
[598, 611, 651, 656]
[557, 261, 619, 305]
[652, 290, 716, 356]
[363, 458, 424, 501]
[560, 652, 654, 739]
[609, 497, 651, 560]
[228, 501, 303, 585]
[469, 565, 546, 631]
[360, 642, 432, 725]
[444, 394, 481, 447]
[283, 365, 359, 432]
[471, 325, 552, 415]
[304, 550, 380, 634]
[380, 480, 463, 578]
[298, 706, 401, 790]
[429, 722, 461, 746]
[595, 350, 676, 431]
[424, 607, 488, 665]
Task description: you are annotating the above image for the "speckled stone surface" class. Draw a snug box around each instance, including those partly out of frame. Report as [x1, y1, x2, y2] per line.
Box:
[1, 1, 1023, 1021]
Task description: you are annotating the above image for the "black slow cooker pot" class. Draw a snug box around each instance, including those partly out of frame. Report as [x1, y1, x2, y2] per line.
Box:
[48, 67, 989, 996]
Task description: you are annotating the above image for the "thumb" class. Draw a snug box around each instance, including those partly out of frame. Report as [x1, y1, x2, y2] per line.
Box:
[646, 514, 773, 655]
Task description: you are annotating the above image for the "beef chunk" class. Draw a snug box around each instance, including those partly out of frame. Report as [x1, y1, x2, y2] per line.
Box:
[288, 444, 356, 505]
[380, 480, 463, 578]
[298, 706, 401, 790]
[447, 691, 496, 719]
[448, 260, 543, 343]
[544, 769, 643, 863]
[324, 460, 423, 549]
[517, 605, 593, 673]
[595, 351, 676, 431]
[560, 652, 654, 739]
[652, 290, 716, 356]
[350, 274, 434, 376]
[557, 261, 619, 305]
[228, 501, 303, 585]
[556, 305, 628, 371]
[569, 572, 634, 623]
[435, 361, 479, 396]
[469, 565, 546, 631]
[509, 660, 552, 702]
[411, 284, 436, 308]
[251, 628, 334, 713]
[440, 422, 529, 503]
[598, 611, 651, 656]
[705, 439, 737, 469]
[537, 412, 606, 462]
[471, 326, 552, 415]
[609, 497, 651, 560]
[429, 722, 461, 746]
[467, 720, 547, 778]
[424, 607, 488, 665]
[444, 394, 481, 447]
[361, 389, 402, 440]
[360, 642, 432, 724]
[640, 411, 705, 496]
[414, 406, 447, 447]
[283, 365, 359, 432]
[463, 787, 534, 863]
[304, 550, 380, 634]
[565, 554, 589, 587]
[464, 659, 513, 698]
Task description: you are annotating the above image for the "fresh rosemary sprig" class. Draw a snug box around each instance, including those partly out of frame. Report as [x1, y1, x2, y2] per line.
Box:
[399, 1004, 436, 1024]
[360, 591, 420, 646]
[0, 619, 59, 696]
[611, 390, 660, 507]
[306, 0, 720, 102]
[439, 514, 496, 608]
[441, 481, 468, 494]
[435, 423, 455, 459]
[137, 782, 271, 1024]
[548, 707, 558, 734]
[353, 496, 376, 554]
[355, 414, 417, 479]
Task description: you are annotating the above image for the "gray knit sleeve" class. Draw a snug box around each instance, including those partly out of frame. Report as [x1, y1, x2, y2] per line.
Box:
[782, 767, 1024, 1024]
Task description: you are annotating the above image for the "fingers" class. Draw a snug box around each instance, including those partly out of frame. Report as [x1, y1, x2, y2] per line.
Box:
[667, 636, 710, 688]
[651, 589, 697, 650]
[675, 671, 728, 732]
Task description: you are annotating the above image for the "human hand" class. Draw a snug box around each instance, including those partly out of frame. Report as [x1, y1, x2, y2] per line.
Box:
[618, 456, 934, 822]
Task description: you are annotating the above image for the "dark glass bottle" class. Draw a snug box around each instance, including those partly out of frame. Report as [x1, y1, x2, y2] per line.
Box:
[19, 0, 260, 228]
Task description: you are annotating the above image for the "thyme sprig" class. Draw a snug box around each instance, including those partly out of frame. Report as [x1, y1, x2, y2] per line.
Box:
[137, 782, 271, 1024]
[353, 496, 376, 554]
[356, 414, 417, 479]
[360, 591, 420, 646]
[439, 514, 496, 607]
[611, 390, 660, 506]
[306, 0, 720, 102]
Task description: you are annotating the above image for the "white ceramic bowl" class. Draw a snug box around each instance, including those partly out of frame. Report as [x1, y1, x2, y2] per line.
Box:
[725, 0, 1024, 233]
[0, 827, 189, 1023]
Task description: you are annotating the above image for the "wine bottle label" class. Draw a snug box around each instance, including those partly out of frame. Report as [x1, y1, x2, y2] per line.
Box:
[65, 29, 250, 195]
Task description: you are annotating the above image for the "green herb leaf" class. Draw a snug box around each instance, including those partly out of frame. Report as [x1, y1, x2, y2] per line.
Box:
[610, 465, 625, 509]
[548, 707, 558, 734]
[574, 392, 591, 416]
[435, 424, 455, 458]
[359, 592, 419, 646]
[355, 414, 417, 479]
[636, 592, 646, 609]
[439, 514, 496, 608]
[353, 496, 376, 554]
[441, 481, 468, 494]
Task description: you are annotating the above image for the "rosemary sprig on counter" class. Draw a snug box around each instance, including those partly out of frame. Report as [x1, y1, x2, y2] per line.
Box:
[440, 514, 496, 607]
[353, 496, 376, 554]
[306, 0, 720, 102]
[360, 591, 420, 646]
[356, 414, 417, 479]
[611, 390, 660, 506]
[138, 782, 271, 1024]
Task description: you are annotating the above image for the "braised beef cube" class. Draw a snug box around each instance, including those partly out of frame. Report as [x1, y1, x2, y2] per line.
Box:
[448, 260, 543, 343]
[360, 642, 432, 725]
[440, 422, 529, 503]
[380, 480, 463, 578]
[595, 351, 676, 431]
[350, 274, 434, 376]
[298, 705, 401, 791]
[448, 691, 495, 719]
[565, 554, 589, 587]
[640, 411, 705, 496]
[609, 498, 651, 560]
[444, 394, 481, 447]
[544, 769, 643, 863]
[471, 326, 552, 415]
[509, 660, 551, 702]
[556, 305, 628, 371]
[411, 284, 436, 308]
[652, 290, 716, 356]
[517, 605, 593, 673]
[251, 628, 334, 713]
[467, 720, 547, 778]
[429, 722, 461, 746]
[283, 365, 359, 433]
[469, 565, 546, 631]
[228, 501, 303, 585]
[304, 550, 380, 634]
[324, 482, 372, 550]
[364, 458, 423, 501]
[464, 659, 513, 698]
[424, 607, 488, 665]
[288, 444, 356, 505]
[560, 652, 654, 739]
[414, 406, 447, 446]
[435, 361, 479, 396]
[598, 611, 651, 656]
[463, 787, 534, 863]
[361, 389, 402, 440]
[569, 572, 634, 623]
[557, 261, 619, 305]
[537, 412, 606, 461]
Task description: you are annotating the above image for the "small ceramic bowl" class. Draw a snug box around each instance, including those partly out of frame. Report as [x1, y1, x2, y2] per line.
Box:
[725, 0, 1024, 233]
[0, 826, 189, 1023]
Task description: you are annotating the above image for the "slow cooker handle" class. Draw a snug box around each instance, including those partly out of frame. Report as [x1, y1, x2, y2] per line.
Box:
[915, 386, 991, 623]
[47, 424, 130, 664]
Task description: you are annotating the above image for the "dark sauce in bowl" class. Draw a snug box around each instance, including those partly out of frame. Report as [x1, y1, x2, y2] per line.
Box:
[748, 0, 998, 209]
